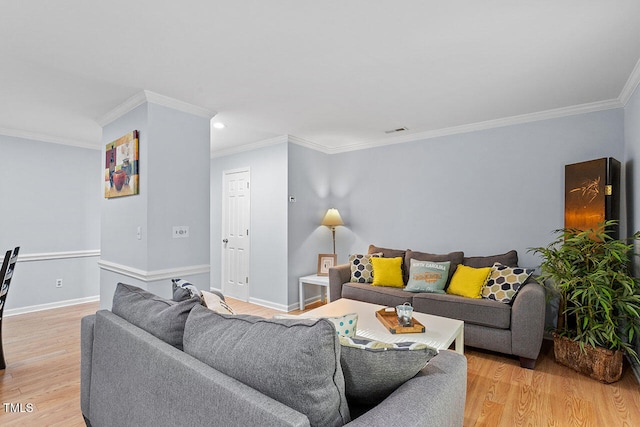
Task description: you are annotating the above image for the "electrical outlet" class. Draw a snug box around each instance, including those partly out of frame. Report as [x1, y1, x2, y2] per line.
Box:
[172, 226, 190, 238]
[56, 279, 63, 288]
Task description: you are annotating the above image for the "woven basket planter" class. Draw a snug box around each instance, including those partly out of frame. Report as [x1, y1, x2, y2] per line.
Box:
[553, 333, 624, 383]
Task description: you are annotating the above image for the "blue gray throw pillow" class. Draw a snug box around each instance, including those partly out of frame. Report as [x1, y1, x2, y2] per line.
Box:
[405, 259, 450, 293]
[339, 336, 438, 406]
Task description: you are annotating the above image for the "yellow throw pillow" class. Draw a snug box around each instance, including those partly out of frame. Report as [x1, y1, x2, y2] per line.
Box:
[371, 257, 404, 288]
[446, 264, 491, 298]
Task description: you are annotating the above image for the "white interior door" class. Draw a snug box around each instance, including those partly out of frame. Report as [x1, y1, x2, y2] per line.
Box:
[221, 168, 250, 301]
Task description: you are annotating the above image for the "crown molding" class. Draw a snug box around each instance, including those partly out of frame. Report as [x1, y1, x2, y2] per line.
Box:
[97, 90, 216, 127]
[96, 91, 147, 126]
[288, 135, 332, 154]
[144, 90, 217, 119]
[620, 57, 640, 106]
[327, 98, 625, 154]
[211, 134, 289, 158]
[211, 134, 335, 158]
[0, 126, 100, 150]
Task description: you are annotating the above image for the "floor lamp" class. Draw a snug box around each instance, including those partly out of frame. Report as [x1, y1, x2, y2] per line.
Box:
[321, 208, 344, 254]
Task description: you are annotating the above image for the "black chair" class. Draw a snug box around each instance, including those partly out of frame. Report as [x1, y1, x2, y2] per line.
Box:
[0, 247, 20, 370]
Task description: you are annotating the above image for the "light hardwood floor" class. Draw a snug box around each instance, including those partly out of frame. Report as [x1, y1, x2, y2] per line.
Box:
[0, 299, 638, 427]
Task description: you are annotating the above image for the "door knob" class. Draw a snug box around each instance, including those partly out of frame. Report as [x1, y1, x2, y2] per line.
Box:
[222, 238, 228, 244]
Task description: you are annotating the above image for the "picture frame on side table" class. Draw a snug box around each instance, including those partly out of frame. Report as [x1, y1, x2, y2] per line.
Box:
[317, 254, 337, 276]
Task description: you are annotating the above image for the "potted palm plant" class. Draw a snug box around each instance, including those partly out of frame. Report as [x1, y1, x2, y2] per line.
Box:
[529, 220, 640, 383]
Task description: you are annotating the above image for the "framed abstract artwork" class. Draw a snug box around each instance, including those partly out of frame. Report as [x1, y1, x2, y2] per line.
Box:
[105, 130, 139, 198]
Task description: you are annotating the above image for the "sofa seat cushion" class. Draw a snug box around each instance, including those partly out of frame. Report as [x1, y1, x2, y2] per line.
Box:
[183, 305, 350, 427]
[342, 282, 414, 307]
[412, 292, 511, 329]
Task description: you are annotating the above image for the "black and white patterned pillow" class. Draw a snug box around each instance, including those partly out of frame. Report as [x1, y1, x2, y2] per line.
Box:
[171, 278, 202, 301]
[481, 263, 533, 303]
[349, 253, 381, 283]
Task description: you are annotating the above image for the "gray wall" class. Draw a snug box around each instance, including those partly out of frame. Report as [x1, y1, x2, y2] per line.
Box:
[211, 142, 289, 309]
[625, 86, 640, 236]
[100, 102, 211, 307]
[0, 135, 101, 312]
[288, 143, 333, 306]
[210, 110, 626, 310]
[624, 83, 640, 373]
[331, 109, 626, 269]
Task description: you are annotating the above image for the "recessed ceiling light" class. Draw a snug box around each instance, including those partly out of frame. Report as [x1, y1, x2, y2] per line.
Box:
[213, 122, 226, 129]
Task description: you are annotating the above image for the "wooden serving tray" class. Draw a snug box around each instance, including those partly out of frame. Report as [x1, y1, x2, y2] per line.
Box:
[375, 308, 425, 334]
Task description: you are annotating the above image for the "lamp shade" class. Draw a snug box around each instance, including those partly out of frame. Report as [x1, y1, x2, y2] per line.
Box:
[321, 208, 344, 227]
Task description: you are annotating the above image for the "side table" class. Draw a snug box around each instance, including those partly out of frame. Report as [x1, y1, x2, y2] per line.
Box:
[298, 274, 330, 310]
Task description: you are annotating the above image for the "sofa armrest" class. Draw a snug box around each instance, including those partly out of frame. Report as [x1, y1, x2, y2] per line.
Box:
[345, 350, 467, 426]
[80, 314, 96, 420]
[510, 279, 546, 361]
[329, 263, 351, 302]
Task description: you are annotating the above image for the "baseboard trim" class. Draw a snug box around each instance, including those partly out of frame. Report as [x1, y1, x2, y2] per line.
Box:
[213, 287, 320, 313]
[247, 297, 289, 312]
[4, 295, 100, 317]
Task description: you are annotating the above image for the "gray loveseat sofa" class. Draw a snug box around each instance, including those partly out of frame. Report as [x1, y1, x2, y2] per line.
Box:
[329, 246, 546, 369]
[81, 283, 467, 427]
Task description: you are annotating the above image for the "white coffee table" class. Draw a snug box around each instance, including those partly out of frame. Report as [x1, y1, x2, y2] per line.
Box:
[303, 298, 464, 354]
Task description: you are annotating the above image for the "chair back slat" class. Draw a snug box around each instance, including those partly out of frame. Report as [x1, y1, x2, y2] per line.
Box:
[1, 246, 20, 369]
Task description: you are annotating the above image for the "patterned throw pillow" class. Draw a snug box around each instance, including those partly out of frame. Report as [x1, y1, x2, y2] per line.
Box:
[201, 290, 235, 315]
[339, 336, 438, 406]
[171, 278, 202, 301]
[272, 313, 358, 337]
[405, 259, 450, 293]
[482, 263, 534, 303]
[325, 313, 358, 337]
[349, 253, 381, 283]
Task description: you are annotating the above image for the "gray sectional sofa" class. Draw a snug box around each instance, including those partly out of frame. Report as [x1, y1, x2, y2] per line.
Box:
[81, 283, 468, 427]
[329, 246, 546, 369]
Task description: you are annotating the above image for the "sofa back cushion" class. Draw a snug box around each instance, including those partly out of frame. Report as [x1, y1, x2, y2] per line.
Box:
[463, 250, 518, 268]
[183, 305, 350, 427]
[111, 282, 200, 350]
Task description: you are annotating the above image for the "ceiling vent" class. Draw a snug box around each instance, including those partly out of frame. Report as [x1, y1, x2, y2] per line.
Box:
[384, 127, 408, 134]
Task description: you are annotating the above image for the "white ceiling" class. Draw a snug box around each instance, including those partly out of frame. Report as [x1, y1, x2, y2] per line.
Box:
[1, 1, 640, 155]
